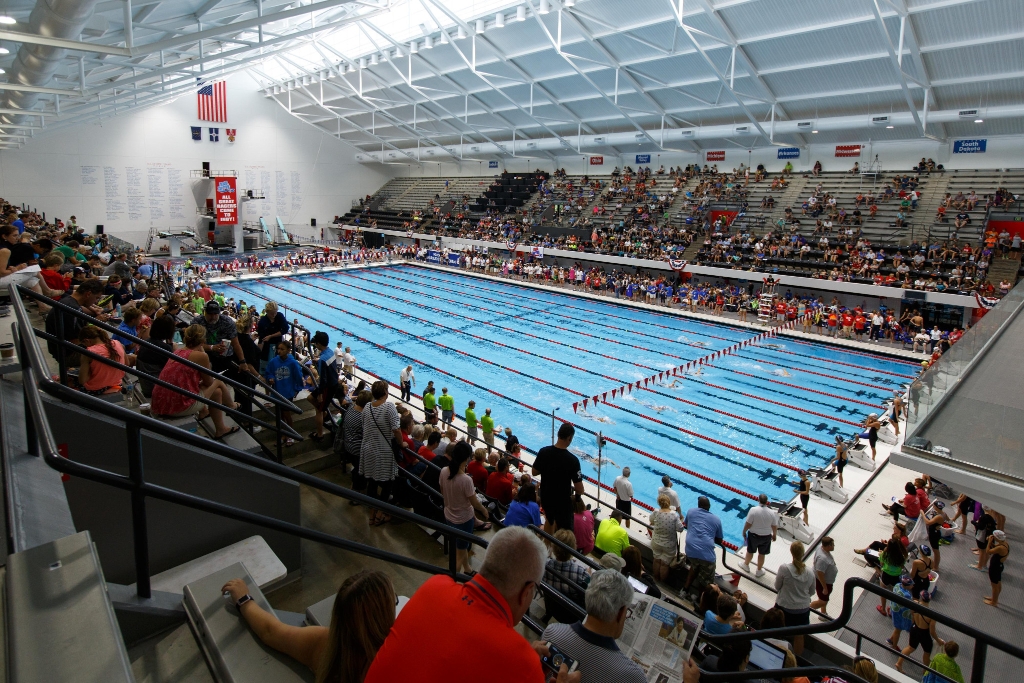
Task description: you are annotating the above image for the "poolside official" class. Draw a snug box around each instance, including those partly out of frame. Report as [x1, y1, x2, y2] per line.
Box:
[739, 494, 778, 578]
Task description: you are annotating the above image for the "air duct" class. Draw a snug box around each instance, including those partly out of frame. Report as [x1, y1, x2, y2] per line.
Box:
[354, 104, 1022, 163]
[1, 0, 101, 125]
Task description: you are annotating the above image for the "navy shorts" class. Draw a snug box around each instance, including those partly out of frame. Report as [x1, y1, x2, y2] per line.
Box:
[747, 532, 772, 555]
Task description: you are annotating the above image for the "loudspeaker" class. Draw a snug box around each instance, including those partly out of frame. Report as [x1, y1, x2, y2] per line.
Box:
[311, 218, 317, 227]
[96, 225, 104, 234]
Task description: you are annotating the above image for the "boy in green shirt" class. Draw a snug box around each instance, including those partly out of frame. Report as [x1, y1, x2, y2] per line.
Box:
[437, 387, 455, 429]
[465, 401, 478, 443]
[422, 383, 437, 425]
[480, 407, 495, 454]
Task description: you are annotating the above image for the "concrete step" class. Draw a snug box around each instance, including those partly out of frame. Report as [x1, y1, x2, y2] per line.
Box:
[131, 535, 287, 596]
[183, 562, 313, 683]
[7, 531, 134, 683]
[129, 623, 215, 683]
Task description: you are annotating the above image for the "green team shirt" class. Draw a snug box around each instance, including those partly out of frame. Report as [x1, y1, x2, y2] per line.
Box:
[215, 293, 226, 307]
[480, 414, 494, 434]
[192, 296, 205, 314]
[423, 391, 436, 411]
[465, 408, 478, 429]
[437, 394, 454, 411]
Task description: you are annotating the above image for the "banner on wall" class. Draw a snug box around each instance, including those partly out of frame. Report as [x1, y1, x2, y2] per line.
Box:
[636, 154, 651, 164]
[590, 156, 604, 165]
[953, 139, 987, 154]
[214, 176, 237, 225]
[447, 253, 461, 267]
[777, 147, 800, 159]
[532, 246, 544, 259]
[706, 150, 725, 161]
[488, 160, 499, 168]
[426, 250, 441, 264]
[835, 145, 861, 157]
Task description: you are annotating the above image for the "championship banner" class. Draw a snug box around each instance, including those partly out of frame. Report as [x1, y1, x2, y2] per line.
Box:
[426, 249, 441, 264]
[636, 154, 651, 164]
[777, 147, 800, 159]
[706, 150, 725, 162]
[835, 145, 861, 157]
[954, 139, 986, 154]
[446, 253, 461, 267]
[531, 246, 544, 258]
[590, 156, 604, 165]
[214, 176, 237, 225]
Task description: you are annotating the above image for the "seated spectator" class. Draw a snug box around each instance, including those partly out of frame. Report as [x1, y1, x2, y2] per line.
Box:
[113, 307, 144, 354]
[418, 430, 441, 463]
[365, 527, 579, 683]
[485, 457, 516, 505]
[503, 483, 543, 528]
[573, 495, 595, 555]
[542, 570, 648, 683]
[700, 628, 752, 673]
[222, 570, 395, 683]
[467, 448, 490, 490]
[621, 546, 661, 597]
[703, 593, 741, 635]
[136, 314, 176, 398]
[77, 325, 128, 397]
[150, 324, 240, 440]
[782, 649, 811, 683]
[595, 510, 630, 556]
[544, 528, 590, 598]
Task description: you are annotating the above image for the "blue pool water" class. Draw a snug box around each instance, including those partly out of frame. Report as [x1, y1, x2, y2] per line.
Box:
[215, 264, 918, 544]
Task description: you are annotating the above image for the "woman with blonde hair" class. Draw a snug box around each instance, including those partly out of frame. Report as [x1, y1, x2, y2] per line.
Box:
[78, 324, 128, 396]
[648, 493, 684, 581]
[774, 540, 815, 655]
[150, 324, 238, 440]
[221, 570, 396, 682]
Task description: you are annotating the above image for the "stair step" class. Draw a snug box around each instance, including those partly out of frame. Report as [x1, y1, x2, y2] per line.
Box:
[131, 535, 286, 596]
[7, 531, 134, 683]
[183, 562, 313, 683]
[129, 623, 216, 683]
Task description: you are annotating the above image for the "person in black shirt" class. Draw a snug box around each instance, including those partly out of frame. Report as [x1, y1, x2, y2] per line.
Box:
[136, 314, 175, 397]
[256, 302, 289, 373]
[44, 278, 107, 367]
[532, 422, 584, 534]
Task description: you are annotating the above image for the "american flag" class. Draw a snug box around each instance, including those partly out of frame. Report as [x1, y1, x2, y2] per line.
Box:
[197, 80, 227, 122]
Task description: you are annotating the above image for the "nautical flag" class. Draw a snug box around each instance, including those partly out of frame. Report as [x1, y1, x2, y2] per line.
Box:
[190, 126, 202, 140]
[197, 80, 228, 122]
[226, 128, 237, 142]
[209, 127, 219, 142]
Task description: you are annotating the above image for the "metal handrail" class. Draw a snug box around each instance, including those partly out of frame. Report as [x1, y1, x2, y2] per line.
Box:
[698, 666, 870, 683]
[703, 576, 1024, 683]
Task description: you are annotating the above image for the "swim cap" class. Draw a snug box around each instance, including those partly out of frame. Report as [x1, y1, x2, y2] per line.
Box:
[920, 544, 931, 556]
[922, 360, 930, 368]
[934, 501, 945, 510]
[994, 530, 1006, 541]
[868, 413, 878, 419]
[900, 575, 914, 587]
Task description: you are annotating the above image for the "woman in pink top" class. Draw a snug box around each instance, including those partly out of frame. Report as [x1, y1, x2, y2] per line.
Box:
[151, 324, 239, 440]
[573, 495, 595, 555]
[78, 325, 127, 396]
[439, 442, 490, 574]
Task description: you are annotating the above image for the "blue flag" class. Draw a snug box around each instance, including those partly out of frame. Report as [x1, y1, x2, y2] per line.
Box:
[209, 127, 219, 142]
[191, 126, 201, 140]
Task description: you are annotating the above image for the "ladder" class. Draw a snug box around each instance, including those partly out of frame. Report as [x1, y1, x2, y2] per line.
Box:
[757, 280, 776, 326]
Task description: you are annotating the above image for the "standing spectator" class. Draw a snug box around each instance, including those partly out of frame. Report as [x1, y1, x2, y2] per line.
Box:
[309, 331, 339, 441]
[465, 400, 479, 443]
[263, 341, 304, 441]
[595, 510, 630, 556]
[573, 496, 595, 556]
[984, 530, 1009, 608]
[437, 387, 454, 428]
[360, 380, 402, 526]
[503, 483, 543, 529]
[422, 383, 437, 425]
[774, 541, 815, 655]
[503, 426, 520, 454]
[649, 494, 684, 582]
[739, 494, 778, 578]
[658, 475, 683, 517]
[613, 467, 634, 528]
[809, 537, 838, 618]
[255, 301, 288, 374]
[439, 441, 491, 573]
[399, 365, 415, 402]
[541, 570, 648, 683]
[343, 391, 371, 495]
[532, 423, 584, 534]
[684, 496, 724, 598]
[481, 408, 495, 454]
[365, 527, 578, 683]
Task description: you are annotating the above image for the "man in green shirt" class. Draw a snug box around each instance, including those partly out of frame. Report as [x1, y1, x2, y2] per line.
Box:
[595, 510, 631, 556]
[422, 384, 437, 425]
[437, 387, 455, 429]
[55, 242, 86, 263]
[480, 408, 495, 455]
[465, 400, 478, 444]
[192, 294, 205, 315]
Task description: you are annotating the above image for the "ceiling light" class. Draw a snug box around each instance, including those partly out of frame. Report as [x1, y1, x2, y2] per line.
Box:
[975, 118, 984, 123]
[359, 57, 367, 69]
[886, 125, 894, 129]
[539, 0, 550, 14]
[517, 5, 527, 21]
[495, 12, 505, 28]
[0, 16, 15, 26]
[440, 30, 449, 44]
[812, 130, 818, 134]
[370, 53, 378, 65]
[476, 19, 485, 34]
[456, 25, 467, 40]
[0, 48, 8, 55]
[564, 0, 575, 6]
[423, 35, 433, 49]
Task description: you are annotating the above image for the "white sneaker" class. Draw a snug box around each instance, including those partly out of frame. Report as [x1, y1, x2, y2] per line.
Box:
[739, 562, 751, 573]
[755, 569, 766, 578]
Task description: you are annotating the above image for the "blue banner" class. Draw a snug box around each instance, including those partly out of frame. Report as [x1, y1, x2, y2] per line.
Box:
[953, 139, 986, 154]
[426, 249, 441, 264]
[636, 154, 651, 164]
[447, 253, 462, 267]
[777, 147, 801, 159]
[488, 160, 499, 168]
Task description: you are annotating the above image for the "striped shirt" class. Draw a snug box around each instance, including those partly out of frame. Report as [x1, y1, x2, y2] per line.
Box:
[541, 622, 646, 683]
[360, 401, 399, 481]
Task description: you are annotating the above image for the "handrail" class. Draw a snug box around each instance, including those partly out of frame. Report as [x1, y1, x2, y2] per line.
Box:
[698, 666, 870, 683]
[703, 576, 1024, 683]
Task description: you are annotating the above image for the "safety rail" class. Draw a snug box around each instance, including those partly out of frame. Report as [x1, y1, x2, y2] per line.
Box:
[10, 291, 582, 632]
[20, 286, 302, 460]
[703, 573, 1024, 683]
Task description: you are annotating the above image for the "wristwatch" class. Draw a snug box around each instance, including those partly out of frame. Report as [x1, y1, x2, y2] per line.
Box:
[235, 594, 254, 609]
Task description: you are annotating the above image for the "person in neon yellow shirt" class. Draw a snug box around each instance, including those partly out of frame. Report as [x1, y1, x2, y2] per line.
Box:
[465, 401, 478, 444]
[437, 387, 455, 429]
[480, 408, 495, 455]
[422, 382, 437, 425]
[595, 510, 631, 556]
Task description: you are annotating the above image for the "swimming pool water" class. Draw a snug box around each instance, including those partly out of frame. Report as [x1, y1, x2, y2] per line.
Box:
[216, 264, 918, 544]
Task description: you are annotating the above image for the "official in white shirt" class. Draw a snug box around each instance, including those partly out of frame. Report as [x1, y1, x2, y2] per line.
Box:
[739, 493, 778, 578]
[613, 467, 634, 529]
[399, 365, 415, 402]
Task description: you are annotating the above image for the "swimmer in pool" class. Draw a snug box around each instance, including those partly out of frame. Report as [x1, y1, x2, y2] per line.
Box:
[773, 368, 793, 377]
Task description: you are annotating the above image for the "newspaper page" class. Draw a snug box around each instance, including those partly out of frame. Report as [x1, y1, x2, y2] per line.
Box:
[617, 594, 701, 683]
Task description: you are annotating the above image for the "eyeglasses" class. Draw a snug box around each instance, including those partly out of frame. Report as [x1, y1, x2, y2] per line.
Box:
[625, 607, 633, 620]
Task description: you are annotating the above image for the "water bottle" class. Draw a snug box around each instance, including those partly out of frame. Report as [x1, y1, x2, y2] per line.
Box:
[115, 303, 121, 318]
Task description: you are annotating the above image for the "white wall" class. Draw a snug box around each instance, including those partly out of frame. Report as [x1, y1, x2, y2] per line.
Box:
[0, 72, 395, 247]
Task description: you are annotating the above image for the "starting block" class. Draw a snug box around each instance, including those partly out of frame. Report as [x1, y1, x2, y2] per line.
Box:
[848, 443, 876, 471]
[808, 467, 849, 503]
[771, 501, 814, 544]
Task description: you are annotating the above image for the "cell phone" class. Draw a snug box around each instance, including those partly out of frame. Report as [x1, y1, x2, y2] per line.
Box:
[541, 643, 578, 675]
[97, 294, 115, 306]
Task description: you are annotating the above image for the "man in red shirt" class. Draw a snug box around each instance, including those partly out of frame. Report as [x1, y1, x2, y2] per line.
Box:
[841, 310, 855, 338]
[853, 312, 867, 339]
[467, 448, 490, 491]
[365, 528, 579, 683]
[418, 431, 440, 462]
[775, 300, 787, 325]
[486, 458, 517, 505]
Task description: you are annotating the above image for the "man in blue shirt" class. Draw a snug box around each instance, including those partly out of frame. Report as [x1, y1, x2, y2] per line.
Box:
[683, 496, 723, 599]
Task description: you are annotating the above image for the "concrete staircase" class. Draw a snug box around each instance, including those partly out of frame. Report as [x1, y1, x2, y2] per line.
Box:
[986, 253, 1022, 288]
